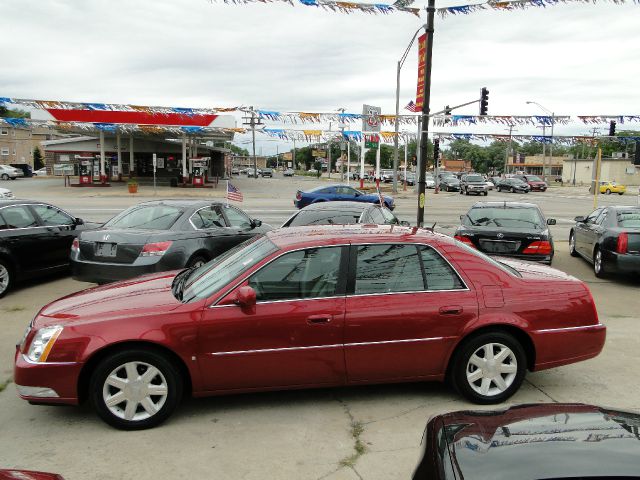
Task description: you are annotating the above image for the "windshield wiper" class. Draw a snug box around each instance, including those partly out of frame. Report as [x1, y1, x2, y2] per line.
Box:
[465, 214, 479, 226]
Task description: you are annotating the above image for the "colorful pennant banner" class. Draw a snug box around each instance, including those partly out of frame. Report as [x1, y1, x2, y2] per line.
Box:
[211, 0, 420, 16]
[577, 115, 640, 124]
[437, 0, 639, 19]
[432, 115, 572, 127]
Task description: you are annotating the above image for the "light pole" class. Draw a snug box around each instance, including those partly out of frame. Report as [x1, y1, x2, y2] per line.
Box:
[392, 24, 428, 194]
[526, 101, 555, 183]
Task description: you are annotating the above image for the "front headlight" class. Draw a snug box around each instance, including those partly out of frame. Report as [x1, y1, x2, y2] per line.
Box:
[27, 326, 63, 363]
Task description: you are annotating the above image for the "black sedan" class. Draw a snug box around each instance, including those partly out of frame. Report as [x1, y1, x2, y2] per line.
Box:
[71, 200, 270, 284]
[412, 403, 640, 480]
[0, 200, 97, 297]
[281, 201, 408, 227]
[569, 205, 640, 278]
[454, 202, 556, 264]
[496, 178, 530, 193]
[439, 177, 461, 192]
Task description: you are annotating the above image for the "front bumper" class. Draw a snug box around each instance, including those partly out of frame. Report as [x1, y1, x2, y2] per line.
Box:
[14, 347, 81, 405]
[71, 255, 168, 283]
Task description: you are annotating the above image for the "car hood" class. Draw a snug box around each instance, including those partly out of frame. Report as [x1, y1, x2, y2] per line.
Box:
[438, 403, 640, 480]
[35, 271, 182, 327]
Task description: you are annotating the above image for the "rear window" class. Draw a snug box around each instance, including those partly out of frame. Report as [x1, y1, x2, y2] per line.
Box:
[287, 210, 361, 226]
[617, 210, 640, 228]
[105, 205, 184, 230]
[464, 207, 544, 229]
[526, 175, 543, 182]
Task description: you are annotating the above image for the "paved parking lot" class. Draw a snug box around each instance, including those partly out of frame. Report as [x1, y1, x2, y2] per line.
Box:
[1, 176, 639, 479]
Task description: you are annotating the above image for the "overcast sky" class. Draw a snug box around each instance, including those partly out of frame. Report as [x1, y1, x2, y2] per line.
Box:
[3, 0, 639, 154]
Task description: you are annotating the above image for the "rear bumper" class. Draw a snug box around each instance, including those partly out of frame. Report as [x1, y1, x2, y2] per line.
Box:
[603, 250, 640, 274]
[14, 347, 81, 405]
[531, 323, 606, 371]
[71, 255, 170, 283]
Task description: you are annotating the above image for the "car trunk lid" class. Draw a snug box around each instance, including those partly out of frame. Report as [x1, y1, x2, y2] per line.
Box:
[78, 228, 169, 264]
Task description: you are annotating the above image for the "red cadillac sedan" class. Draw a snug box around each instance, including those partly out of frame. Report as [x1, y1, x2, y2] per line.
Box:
[15, 225, 606, 430]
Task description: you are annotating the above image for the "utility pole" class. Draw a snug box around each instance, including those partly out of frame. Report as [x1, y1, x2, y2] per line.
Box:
[242, 106, 263, 179]
[417, 0, 435, 227]
[338, 108, 347, 182]
[292, 138, 297, 170]
[505, 124, 516, 174]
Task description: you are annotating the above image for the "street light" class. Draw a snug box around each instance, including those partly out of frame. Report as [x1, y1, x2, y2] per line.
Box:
[392, 24, 428, 194]
[526, 101, 555, 183]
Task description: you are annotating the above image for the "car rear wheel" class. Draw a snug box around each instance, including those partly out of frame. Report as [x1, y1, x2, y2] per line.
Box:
[497, 186, 502, 192]
[1, 174, 8, 180]
[483, 191, 488, 196]
[90, 349, 183, 430]
[605, 189, 611, 195]
[569, 232, 579, 257]
[618, 192, 624, 195]
[451, 332, 526, 404]
[510, 187, 516, 193]
[593, 248, 606, 278]
[186, 255, 208, 268]
[0, 259, 12, 298]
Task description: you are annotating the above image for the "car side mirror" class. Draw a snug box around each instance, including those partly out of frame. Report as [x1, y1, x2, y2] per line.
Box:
[251, 219, 262, 228]
[460, 215, 465, 221]
[75, 217, 84, 225]
[547, 218, 557, 225]
[574, 216, 585, 223]
[400, 220, 411, 227]
[235, 286, 256, 308]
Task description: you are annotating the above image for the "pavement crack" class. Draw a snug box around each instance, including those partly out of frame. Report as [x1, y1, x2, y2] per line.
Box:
[524, 378, 558, 402]
[362, 403, 429, 425]
[350, 466, 364, 480]
[337, 398, 367, 471]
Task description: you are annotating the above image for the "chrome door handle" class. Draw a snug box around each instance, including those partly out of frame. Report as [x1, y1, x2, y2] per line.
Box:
[439, 306, 463, 315]
[307, 315, 332, 324]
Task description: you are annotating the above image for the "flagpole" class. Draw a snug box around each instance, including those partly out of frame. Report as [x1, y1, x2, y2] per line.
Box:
[226, 180, 229, 207]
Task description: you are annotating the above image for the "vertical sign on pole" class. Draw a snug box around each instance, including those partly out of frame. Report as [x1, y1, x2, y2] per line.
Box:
[153, 153, 157, 195]
[415, 33, 427, 111]
[362, 104, 382, 184]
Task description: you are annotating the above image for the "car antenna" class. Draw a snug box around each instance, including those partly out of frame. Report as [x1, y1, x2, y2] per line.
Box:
[425, 222, 436, 232]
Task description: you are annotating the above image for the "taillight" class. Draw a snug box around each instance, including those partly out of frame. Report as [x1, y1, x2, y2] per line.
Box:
[522, 240, 552, 255]
[296, 191, 302, 201]
[454, 235, 476, 248]
[140, 241, 173, 257]
[617, 232, 628, 254]
[71, 238, 79, 252]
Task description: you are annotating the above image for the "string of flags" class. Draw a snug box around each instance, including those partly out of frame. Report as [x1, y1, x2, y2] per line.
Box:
[209, 0, 420, 16]
[431, 115, 572, 127]
[437, 0, 639, 19]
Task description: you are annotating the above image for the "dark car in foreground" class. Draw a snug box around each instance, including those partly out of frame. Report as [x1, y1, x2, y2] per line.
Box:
[0, 200, 98, 297]
[569, 205, 640, 277]
[514, 174, 548, 191]
[413, 403, 640, 480]
[71, 199, 270, 284]
[294, 184, 394, 210]
[454, 202, 556, 264]
[460, 173, 489, 196]
[439, 177, 460, 192]
[496, 177, 530, 193]
[282, 201, 407, 227]
[16, 225, 604, 429]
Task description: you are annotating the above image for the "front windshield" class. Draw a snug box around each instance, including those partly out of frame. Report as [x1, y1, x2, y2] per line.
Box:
[466, 175, 484, 183]
[455, 240, 522, 277]
[464, 207, 544, 229]
[104, 205, 184, 230]
[182, 235, 278, 302]
[618, 210, 640, 227]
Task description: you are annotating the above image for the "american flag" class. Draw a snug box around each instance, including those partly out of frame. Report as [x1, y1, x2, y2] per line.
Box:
[227, 181, 243, 202]
[405, 100, 420, 113]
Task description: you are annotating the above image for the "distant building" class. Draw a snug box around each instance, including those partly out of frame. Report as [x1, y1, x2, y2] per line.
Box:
[506, 154, 564, 180]
[232, 155, 267, 170]
[0, 125, 66, 166]
[563, 154, 640, 186]
[442, 159, 472, 172]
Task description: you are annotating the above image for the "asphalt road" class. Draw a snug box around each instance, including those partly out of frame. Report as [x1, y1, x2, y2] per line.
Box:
[0, 175, 639, 480]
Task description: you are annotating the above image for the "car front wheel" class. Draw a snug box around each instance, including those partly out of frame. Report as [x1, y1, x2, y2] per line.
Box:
[1, 174, 8, 180]
[451, 332, 526, 404]
[90, 349, 183, 430]
[0, 259, 12, 298]
[569, 231, 579, 257]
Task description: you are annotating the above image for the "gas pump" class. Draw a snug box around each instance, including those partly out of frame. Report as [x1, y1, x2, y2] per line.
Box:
[79, 160, 92, 184]
[189, 158, 209, 186]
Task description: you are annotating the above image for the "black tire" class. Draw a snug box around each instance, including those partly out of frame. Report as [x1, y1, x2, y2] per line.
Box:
[186, 255, 208, 268]
[450, 331, 526, 404]
[510, 187, 515, 193]
[465, 189, 469, 195]
[0, 258, 13, 298]
[483, 191, 488, 196]
[1, 174, 8, 180]
[569, 231, 579, 257]
[618, 192, 624, 195]
[593, 247, 606, 278]
[90, 349, 183, 430]
[497, 186, 501, 192]
[605, 189, 611, 195]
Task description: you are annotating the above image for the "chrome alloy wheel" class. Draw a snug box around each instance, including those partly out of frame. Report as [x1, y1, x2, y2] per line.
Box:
[102, 361, 169, 421]
[466, 343, 518, 397]
[0, 263, 9, 295]
[594, 249, 603, 275]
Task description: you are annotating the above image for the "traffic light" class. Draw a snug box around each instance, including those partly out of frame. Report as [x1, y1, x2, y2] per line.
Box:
[479, 87, 489, 116]
[609, 120, 616, 137]
[433, 139, 440, 168]
[444, 105, 452, 116]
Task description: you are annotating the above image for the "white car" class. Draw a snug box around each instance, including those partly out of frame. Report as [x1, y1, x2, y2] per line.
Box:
[0, 187, 14, 198]
[33, 167, 48, 176]
[485, 180, 495, 190]
[425, 176, 436, 189]
[0, 165, 20, 180]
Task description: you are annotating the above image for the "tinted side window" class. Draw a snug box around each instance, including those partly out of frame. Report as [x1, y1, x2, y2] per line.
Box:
[1, 206, 38, 229]
[223, 206, 251, 228]
[585, 208, 603, 224]
[249, 247, 342, 301]
[31, 204, 73, 226]
[368, 208, 386, 224]
[355, 244, 424, 295]
[288, 210, 360, 226]
[380, 207, 397, 224]
[191, 206, 226, 229]
[595, 209, 608, 226]
[420, 246, 465, 291]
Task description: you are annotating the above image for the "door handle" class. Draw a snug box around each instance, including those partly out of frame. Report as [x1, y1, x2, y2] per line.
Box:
[439, 306, 463, 315]
[307, 315, 332, 324]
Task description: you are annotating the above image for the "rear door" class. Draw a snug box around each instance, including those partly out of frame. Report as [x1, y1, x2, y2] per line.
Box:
[344, 243, 478, 382]
[29, 203, 78, 267]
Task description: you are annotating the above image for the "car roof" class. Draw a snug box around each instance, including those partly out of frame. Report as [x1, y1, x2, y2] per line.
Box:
[306, 184, 356, 192]
[133, 199, 230, 208]
[298, 201, 372, 212]
[0, 199, 48, 207]
[470, 201, 539, 209]
[266, 224, 449, 249]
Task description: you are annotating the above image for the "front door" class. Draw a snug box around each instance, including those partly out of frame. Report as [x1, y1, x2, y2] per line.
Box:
[0, 204, 53, 273]
[198, 245, 348, 391]
[344, 243, 478, 382]
[29, 204, 78, 268]
[575, 208, 602, 256]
